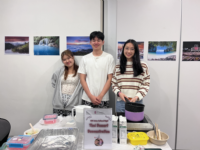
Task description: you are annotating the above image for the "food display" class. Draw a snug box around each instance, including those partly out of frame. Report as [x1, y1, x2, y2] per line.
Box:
[6, 112, 170, 150]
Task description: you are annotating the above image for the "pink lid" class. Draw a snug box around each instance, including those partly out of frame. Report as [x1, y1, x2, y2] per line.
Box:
[43, 114, 58, 120]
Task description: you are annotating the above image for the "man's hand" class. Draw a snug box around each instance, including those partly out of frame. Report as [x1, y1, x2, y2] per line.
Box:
[89, 94, 101, 105]
[96, 94, 103, 103]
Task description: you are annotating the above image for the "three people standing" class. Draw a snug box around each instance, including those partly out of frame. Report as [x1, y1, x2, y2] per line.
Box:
[52, 31, 150, 116]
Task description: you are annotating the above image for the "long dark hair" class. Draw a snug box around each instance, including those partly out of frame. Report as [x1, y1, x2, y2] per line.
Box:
[120, 39, 143, 76]
[61, 50, 78, 80]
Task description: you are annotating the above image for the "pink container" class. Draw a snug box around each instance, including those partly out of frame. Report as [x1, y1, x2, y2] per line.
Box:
[6, 135, 34, 150]
[43, 114, 58, 124]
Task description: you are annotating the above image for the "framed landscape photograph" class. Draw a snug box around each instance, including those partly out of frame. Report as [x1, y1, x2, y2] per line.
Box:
[67, 36, 92, 55]
[148, 41, 177, 61]
[5, 36, 29, 55]
[34, 36, 59, 55]
[182, 41, 200, 61]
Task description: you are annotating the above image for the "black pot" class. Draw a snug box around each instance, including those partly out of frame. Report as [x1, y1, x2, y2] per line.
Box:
[124, 97, 145, 121]
[125, 101, 145, 112]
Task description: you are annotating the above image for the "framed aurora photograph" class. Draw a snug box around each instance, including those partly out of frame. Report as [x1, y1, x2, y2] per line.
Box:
[66, 36, 93, 55]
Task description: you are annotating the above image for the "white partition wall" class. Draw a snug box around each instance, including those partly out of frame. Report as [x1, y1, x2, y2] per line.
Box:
[177, 0, 200, 149]
[117, 0, 181, 148]
[104, 0, 117, 113]
[0, 0, 101, 136]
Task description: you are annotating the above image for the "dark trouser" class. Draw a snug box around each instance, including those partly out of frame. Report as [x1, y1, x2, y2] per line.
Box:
[82, 100, 109, 108]
[53, 109, 72, 116]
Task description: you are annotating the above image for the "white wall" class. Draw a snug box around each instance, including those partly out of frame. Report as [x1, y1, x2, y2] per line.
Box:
[116, 0, 181, 148]
[177, 0, 200, 149]
[0, 0, 101, 136]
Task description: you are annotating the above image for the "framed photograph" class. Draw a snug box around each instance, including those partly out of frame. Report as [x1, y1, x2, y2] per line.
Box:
[34, 36, 59, 55]
[5, 36, 29, 55]
[182, 41, 200, 61]
[148, 41, 177, 61]
[67, 36, 92, 55]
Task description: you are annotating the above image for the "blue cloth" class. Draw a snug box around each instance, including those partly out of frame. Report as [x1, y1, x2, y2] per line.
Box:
[116, 99, 143, 112]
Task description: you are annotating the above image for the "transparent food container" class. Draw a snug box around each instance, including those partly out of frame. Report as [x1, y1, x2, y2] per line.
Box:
[6, 135, 34, 150]
[27, 128, 79, 150]
[43, 114, 58, 124]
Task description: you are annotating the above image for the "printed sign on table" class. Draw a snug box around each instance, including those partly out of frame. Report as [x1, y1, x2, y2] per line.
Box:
[84, 108, 112, 149]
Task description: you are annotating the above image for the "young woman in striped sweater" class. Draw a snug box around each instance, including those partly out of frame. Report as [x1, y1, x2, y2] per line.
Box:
[111, 39, 150, 112]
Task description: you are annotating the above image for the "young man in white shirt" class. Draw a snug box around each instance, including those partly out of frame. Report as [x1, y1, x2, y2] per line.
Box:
[78, 31, 115, 108]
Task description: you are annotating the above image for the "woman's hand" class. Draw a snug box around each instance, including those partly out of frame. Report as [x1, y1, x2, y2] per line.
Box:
[119, 92, 129, 102]
[130, 96, 139, 102]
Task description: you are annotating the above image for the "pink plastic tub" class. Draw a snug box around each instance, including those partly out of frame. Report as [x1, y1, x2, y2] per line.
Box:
[43, 114, 58, 124]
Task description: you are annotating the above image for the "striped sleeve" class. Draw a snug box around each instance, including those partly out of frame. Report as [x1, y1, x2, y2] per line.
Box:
[136, 63, 150, 100]
[111, 66, 121, 95]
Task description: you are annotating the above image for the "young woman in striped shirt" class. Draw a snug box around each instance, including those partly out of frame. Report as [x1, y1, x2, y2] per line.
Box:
[111, 39, 150, 112]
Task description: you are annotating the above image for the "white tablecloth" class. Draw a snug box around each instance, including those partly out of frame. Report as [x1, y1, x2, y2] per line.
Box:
[33, 117, 172, 150]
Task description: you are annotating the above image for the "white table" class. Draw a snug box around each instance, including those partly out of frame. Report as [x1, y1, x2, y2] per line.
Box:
[33, 117, 172, 150]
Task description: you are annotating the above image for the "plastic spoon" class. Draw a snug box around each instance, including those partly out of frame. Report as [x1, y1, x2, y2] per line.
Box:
[29, 123, 35, 134]
[154, 123, 157, 139]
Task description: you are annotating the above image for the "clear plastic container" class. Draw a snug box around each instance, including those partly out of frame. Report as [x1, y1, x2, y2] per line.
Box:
[43, 114, 58, 124]
[65, 116, 76, 128]
[6, 135, 34, 150]
[127, 132, 149, 145]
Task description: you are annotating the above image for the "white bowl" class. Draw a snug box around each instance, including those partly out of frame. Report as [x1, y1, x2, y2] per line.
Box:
[147, 130, 169, 146]
[24, 128, 41, 139]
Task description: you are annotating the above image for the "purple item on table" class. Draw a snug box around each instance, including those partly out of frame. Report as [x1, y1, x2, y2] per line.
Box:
[125, 110, 144, 121]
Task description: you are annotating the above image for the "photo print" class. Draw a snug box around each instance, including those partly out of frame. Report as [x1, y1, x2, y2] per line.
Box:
[182, 41, 200, 61]
[34, 36, 59, 55]
[94, 137, 104, 146]
[118, 41, 144, 59]
[148, 41, 177, 61]
[67, 36, 92, 55]
[5, 36, 29, 55]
